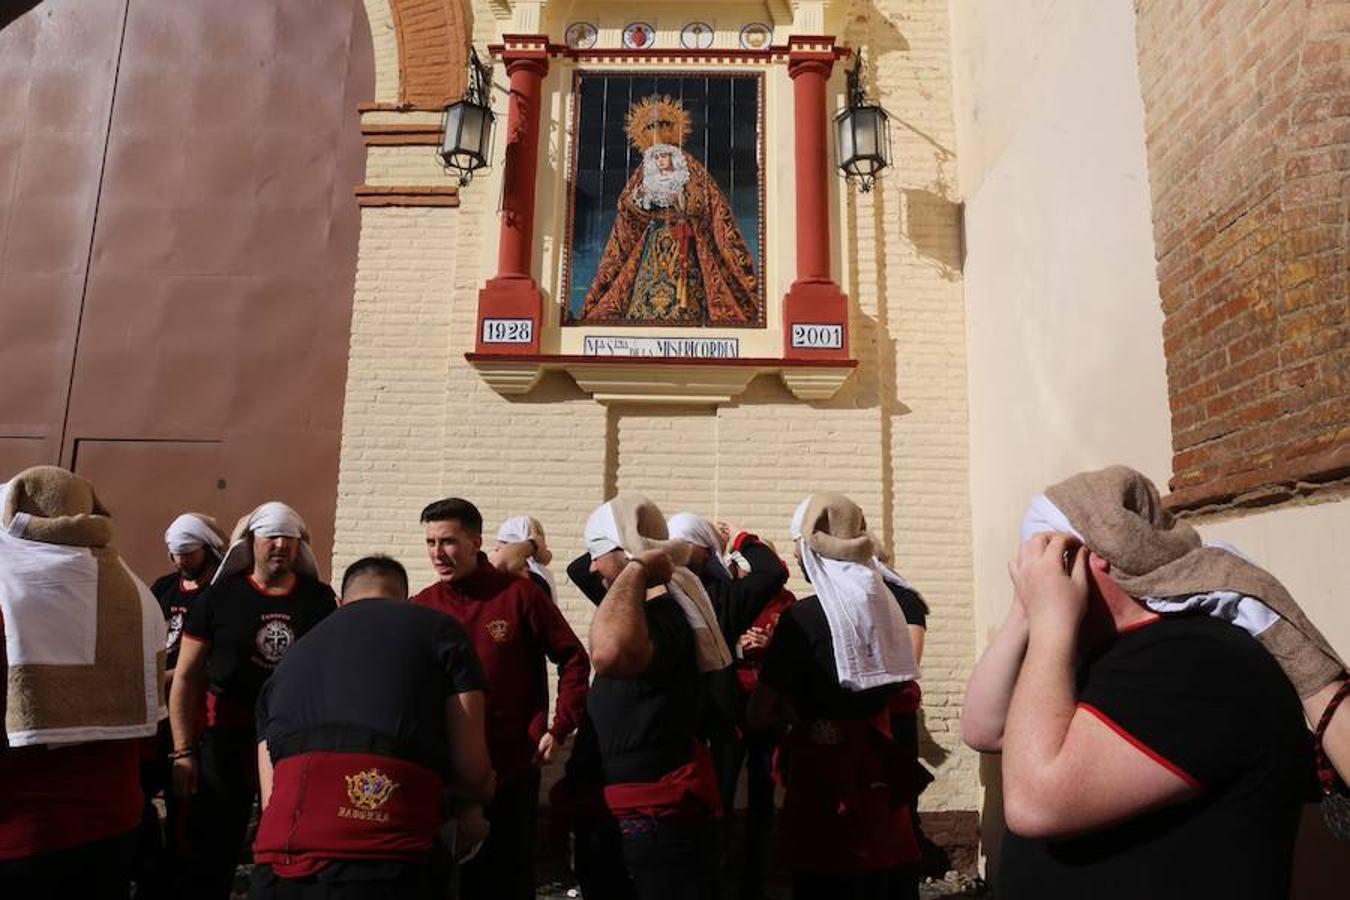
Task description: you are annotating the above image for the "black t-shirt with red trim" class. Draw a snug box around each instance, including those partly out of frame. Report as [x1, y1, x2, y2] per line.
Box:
[999, 614, 1313, 900]
[151, 572, 206, 670]
[183, 573, 336, 720]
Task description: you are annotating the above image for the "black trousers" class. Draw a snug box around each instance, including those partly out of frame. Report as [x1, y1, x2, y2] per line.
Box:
[134, 722, 181, 900]
[249, 862, 439, 900]
[575, 814, 718, 900]
[178, 726, 258, 900]
[711, 732, 776, 900]
[457, 768, 539, 900]
[0, 828, 137, 899]
[791, 869, 918, 900]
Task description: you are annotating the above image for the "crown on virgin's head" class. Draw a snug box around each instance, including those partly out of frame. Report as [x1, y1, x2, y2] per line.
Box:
[625, 96, 691, 151]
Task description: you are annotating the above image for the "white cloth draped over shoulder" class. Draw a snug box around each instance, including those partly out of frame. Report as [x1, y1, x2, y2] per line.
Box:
[1, 472, 165, 747]
[791, 494, 918, 692]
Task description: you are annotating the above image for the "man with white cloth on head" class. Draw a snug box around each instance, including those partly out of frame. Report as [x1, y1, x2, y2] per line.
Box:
[169, 501, 336, 900]
[0, 466, 166, 897]
[961, 466, 1320, 900]
[136, 512, 228, 896]
[560, 494, 730, 900]
[749, 492, 924, 900]
[490, 514, 558, 602]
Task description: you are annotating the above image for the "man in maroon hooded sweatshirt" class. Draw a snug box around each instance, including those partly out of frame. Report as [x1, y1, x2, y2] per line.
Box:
[411, 497, 590, 900]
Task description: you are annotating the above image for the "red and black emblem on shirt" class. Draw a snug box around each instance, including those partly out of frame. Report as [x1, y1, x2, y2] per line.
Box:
[485, 619, 510, 643]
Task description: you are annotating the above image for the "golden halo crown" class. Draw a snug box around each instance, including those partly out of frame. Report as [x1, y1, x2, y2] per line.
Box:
[625, 96, 691, 151]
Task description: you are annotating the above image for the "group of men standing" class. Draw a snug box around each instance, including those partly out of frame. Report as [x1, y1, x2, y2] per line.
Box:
[0, 464, 937, 900]
[9, 462, 1345, 899]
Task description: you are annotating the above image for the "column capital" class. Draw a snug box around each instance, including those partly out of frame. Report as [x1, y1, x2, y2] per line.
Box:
[497, 33, 550, 75]
[786, 35, 839, 78]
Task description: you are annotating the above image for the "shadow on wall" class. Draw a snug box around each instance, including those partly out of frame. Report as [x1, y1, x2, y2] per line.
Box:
[906, 189, 965, 279]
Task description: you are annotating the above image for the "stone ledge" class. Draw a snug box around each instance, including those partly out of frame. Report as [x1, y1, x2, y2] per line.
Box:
[1165, 444, 1350, 518]
[465, 354, 858, 405]
[354, 185, 459, 208]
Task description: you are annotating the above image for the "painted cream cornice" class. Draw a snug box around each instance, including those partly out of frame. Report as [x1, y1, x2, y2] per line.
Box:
[466, 355, 857, 405]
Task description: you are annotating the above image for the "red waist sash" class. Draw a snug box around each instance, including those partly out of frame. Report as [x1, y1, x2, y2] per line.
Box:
[602, 741, 723, 820]
[555, 741, 722, 829]
[253, 751, 442, 878]
[776, 716, 920, 875]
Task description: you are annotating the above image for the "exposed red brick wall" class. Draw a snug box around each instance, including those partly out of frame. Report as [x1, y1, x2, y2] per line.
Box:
[1135, 0, 1349, 513]
[389, 0, 468, 108]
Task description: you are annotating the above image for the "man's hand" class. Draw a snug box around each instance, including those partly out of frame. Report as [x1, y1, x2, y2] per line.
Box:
[490, 540, 534, 576]
[171, 755, 199, 798]
[632, 549, 674, 589]
[1009, 533, 1088, 639]
[738, 626, 770, 655]
[534, 731, 565, 766]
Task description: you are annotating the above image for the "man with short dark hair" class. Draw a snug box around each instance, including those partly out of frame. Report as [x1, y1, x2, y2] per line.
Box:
[169, 502, 337, 900]
[250, 554, 492, 899]
[412, 497, 590, 900]
[340, 554, 410, 603]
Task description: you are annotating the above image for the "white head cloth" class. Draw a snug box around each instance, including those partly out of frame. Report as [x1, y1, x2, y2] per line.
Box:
[668, 512, 731, 581]
[497, 515, 557, 603]
[1018, 494, 1279, 636]
[584, 503, 622, 560]
[584, 495, 732, 673]
[212, 501, 319, 584]
[791, 495, 918, 691]
[164, 513, 225, 556]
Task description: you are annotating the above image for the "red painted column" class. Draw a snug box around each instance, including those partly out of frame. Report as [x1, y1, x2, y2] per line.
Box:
[783, 36, 850, 360]
[476, 35, 549, 355]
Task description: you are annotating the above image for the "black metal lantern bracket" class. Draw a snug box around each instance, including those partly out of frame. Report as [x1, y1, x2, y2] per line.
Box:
[835, 53, 892, 193]
[439, 47, 496, 186]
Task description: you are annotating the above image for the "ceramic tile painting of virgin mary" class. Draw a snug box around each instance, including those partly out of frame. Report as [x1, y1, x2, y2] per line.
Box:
[564, 74, 765, 327]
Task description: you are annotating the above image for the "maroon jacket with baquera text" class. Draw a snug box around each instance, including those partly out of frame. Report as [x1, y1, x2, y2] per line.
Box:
[412, 555, 589, 784]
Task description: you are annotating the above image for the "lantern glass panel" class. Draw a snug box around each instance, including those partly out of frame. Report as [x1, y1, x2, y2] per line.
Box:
[854, 108, 879, 158]
[442, 104, 465, 156]
[836, 112, 855, 167]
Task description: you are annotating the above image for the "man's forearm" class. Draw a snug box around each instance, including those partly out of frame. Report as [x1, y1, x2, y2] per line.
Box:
[1304, 679, 1350, 785]
[961, 607, 1030, 752]
[169, 669, 206, 750]
[1002, 623, 1078, 809]
[590, 561, 652, 677]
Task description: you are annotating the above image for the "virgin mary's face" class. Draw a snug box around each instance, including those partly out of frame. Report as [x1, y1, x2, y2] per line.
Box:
[654, 151, 675, 172]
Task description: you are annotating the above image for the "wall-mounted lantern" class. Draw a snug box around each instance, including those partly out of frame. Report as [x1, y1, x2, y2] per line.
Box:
[439, 48, 495, 186]
[834, 54, 891, 193]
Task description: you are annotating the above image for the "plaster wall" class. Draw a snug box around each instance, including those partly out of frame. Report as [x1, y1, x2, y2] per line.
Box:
[950, 0, 1173, 648]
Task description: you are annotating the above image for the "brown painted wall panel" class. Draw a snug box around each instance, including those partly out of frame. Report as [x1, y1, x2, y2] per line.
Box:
[72, 439, 226, 582]
[0, 1, 373, 578]
[0, 0, 123, 457]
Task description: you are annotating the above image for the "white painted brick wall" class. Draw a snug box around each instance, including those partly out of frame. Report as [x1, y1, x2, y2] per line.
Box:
[340, 0, 977, 810]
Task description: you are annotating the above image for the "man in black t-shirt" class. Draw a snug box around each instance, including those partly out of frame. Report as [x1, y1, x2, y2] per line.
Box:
[561, 495, 725, 900]
[136, 513, 228, 898]
[963, 520, 1312, 898]
[250, 555, 492, 899]
[168, 501, 337, 900]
